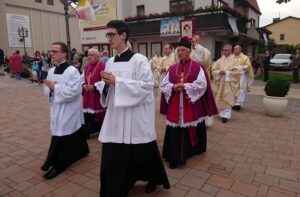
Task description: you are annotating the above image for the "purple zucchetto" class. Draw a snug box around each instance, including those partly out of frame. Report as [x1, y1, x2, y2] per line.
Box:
[178, 36, 191, 49]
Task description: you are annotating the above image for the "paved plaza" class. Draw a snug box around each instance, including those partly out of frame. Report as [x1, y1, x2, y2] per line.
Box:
[1, 75, 300, 197]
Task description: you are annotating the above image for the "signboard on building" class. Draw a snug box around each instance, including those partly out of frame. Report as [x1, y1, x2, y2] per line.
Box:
[180, 19, 195, 39]
[80, 0, 117, 31]
[6, 13, 32, 48]
[160, 16, 184, 37]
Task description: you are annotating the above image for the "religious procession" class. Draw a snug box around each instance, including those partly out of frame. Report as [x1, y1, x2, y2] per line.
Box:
[1, 0, 300, 197]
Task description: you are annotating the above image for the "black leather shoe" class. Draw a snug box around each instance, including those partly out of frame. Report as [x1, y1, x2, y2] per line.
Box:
[232, 105, 241, 111]
[43, 168, 60, 180]
[40, 165, 49, 171]
[222, 118, 228, 123]
[145, 182, 157, 193]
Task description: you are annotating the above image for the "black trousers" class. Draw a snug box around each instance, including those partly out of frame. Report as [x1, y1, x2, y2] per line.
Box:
[100, 141, 170, 197]
[162, 121, 207, 165]
[264, 67, 269, 81]
[41, 126, 89, 172]
[293, 69, 299, 83]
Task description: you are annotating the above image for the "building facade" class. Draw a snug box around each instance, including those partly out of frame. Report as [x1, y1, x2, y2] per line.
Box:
[81, 0, 262, 60]
[0, 0, 81, 56]
[124, 0, 262, 60]
[264, 16, 300, 53]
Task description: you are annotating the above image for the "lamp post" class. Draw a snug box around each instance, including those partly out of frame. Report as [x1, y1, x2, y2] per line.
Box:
[17, 26, 28, 54]
[60, 0, 72, 63]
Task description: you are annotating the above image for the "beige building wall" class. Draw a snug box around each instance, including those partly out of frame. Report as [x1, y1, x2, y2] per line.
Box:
[0, 0, 80, 56]
[267, 17, 300, 46]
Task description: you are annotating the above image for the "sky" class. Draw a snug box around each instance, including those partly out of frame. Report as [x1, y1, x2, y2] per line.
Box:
[257, 0, 300, 27]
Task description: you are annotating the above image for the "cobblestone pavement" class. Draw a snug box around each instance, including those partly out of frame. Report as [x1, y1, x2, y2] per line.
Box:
[1, 75, 300, 197]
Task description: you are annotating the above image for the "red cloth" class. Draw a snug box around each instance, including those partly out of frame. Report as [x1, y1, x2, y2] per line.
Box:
[160, 59, 218, 147]
[11, 54, 23, 73]
[82, 61, 106, 116]
[167, 63, 194, 124]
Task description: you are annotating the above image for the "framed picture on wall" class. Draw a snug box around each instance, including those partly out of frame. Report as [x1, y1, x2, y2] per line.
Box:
[180, 18, 195, 39]
[151, 42, 162, 57]
[138, 43, 148, 57]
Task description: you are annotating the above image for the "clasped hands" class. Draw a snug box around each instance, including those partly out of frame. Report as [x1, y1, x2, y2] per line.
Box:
[172, 83, 184, 92]
[219, 70, 226, 75]
[44, 80, 56, 91]
[83, 84, 94, 92]
[101, 71, 116, 85]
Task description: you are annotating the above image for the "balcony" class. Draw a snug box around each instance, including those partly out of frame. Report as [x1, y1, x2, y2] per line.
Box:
[127, 12, 247, 37]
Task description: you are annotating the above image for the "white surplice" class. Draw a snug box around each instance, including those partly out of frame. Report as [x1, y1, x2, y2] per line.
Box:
[95, 53, 156, 144]
[43, 66, 84, 136]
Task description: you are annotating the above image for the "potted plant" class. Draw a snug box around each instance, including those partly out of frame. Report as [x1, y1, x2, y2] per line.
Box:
[263, 78, 290, 117]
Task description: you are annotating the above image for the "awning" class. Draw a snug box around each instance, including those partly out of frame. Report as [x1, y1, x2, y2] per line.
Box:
[228, 15, 239, 36]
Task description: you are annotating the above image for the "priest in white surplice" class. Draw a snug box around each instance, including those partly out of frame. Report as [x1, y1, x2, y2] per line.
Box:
[42, 42, 89, 180]
[95, 20, 170, 197]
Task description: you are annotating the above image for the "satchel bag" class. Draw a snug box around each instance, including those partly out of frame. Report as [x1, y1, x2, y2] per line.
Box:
[32, 62, 39, 71]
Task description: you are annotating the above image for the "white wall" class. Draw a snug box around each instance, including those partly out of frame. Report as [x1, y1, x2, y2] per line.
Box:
[1, 0, 81, 55]
[195, 0, 212, 9]
[248, 8, 260, 28]
[223, 0, 234, 7]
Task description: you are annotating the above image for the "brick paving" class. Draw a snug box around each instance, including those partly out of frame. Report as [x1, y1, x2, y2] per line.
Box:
[0, 75, 300, 197]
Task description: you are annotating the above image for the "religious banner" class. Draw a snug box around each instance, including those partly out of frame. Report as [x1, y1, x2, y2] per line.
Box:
[81, 0, 117, 31]
[180, 18, 195, 39]
[160, 16, 184, 37]
[6, 13, 32, 48]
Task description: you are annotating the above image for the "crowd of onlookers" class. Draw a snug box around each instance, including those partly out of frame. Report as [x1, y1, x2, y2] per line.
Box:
[0, 47, 110, 83]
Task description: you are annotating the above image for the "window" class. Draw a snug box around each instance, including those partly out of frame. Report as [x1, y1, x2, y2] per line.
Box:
[47, 0, 54, 5]
[251, 18, 256, 27]
[280, 34, 285, 41]
[136, 5, 145, 16]
[35, 0, 42, 3]
[216, 0, 228, 7]
[170, 0, 194, 13]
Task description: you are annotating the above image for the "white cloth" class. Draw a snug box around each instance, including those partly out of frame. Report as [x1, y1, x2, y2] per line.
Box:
[95, 53, 156, 144]
[43, 66, 84, 136]
[219, 108, 232, 119]
[190, 44, 205, 63]
[235, 71, 248, 106]
[160, 67, 207, 127]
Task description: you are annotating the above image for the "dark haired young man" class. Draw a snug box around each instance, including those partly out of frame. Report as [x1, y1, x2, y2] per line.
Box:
[95, 20, 170, 197]
[41, 41, 89, 180]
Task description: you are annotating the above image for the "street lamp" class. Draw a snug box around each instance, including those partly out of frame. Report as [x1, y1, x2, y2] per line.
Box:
[17, 26, 28, 54]
[60, 0, 72, 63]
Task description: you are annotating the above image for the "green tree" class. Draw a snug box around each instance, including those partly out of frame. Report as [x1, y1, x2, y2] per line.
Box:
[276, 0, 291, 4]
[258, 39, 277, 54]
[283, 44, 300, 54]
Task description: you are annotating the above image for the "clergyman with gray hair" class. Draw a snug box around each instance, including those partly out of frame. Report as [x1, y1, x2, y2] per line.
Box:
[82, 48, 106, 138]
[211, 44, 241, 123]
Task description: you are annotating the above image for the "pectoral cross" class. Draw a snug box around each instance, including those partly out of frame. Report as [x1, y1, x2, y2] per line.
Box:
[87, 73, 91, 85]
[180, 72, 184, 83]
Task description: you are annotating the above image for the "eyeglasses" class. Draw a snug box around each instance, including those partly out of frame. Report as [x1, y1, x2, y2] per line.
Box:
[50, 50, 62, 54]
[105, 32, 117, 39]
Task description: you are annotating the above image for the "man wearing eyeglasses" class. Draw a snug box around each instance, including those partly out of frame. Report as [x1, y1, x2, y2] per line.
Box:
[95, 20, 170, 197]
[41, 42, 89, 180]
[211, 45, 241, 123]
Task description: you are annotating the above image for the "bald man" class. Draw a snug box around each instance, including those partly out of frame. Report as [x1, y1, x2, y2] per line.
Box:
[82, 48, 106, 138]
[232, 45, 254, 111]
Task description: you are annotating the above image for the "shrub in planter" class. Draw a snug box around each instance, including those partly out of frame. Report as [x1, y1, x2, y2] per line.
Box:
[21, 68, 31, 78]
[264, 78, 290, 97]
[263, 78, 290, 117]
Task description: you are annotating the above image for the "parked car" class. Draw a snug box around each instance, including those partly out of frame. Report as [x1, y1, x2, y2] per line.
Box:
[269, 54, 293, 70]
